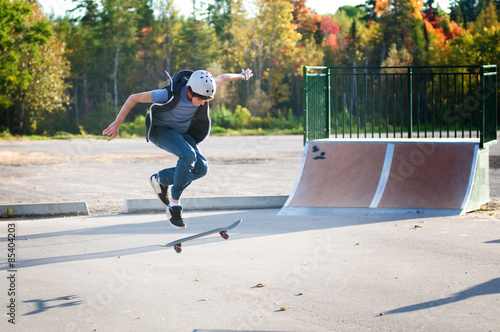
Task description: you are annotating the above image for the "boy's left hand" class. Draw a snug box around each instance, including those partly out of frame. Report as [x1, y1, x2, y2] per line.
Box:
[242, 68, 253, 81]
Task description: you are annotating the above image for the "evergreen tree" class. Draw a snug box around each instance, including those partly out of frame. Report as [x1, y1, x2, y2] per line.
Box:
[473, 0, 500, 33]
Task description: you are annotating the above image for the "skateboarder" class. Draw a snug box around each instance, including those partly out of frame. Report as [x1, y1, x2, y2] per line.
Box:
[102, 68, 253, 229]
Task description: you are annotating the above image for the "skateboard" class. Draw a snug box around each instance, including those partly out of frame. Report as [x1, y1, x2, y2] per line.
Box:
[157, 219, 242, 253]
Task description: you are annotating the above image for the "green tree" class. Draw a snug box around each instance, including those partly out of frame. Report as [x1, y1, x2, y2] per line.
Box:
[206, 0, 234, 43]
[472, 0, 499, 33]
[445, 28, 500, 65]
[177, 17, 219, 70]
[0, 1, 69, 134]
[149, 0, 182, 79]
[99, 0, 138, 112]
[343, 19, 361, 66]
[62, 0, 158, 133]
[247, 0, 301, 114]
[450, 0, 478, 28]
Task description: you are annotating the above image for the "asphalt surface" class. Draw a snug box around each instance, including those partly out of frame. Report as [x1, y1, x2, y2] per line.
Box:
[2, 135, 500, 215]
[0, 135, 500, 331]
[0, 136, 304, 215]
[1, 209, 499, 331]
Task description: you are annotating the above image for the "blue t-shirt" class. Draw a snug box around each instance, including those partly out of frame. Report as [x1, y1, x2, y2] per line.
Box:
[150, 84, 199, 133]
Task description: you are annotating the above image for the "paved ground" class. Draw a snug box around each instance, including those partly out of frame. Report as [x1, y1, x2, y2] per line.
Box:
[1, 209, 499, 331]
[0, 136, 304, 215]
[1, 136, 500, 331]
[2, 135, 500, 215]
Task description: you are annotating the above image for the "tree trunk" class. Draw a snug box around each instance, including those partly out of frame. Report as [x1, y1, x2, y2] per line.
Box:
[114, 32, 120, 114]
[83, 61, 89, 117]
[74, 81, 79, 127]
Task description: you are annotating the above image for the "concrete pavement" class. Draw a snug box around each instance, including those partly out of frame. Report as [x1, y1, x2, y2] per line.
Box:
[1, 208, 499, 331]
[1, 135, 500, 331]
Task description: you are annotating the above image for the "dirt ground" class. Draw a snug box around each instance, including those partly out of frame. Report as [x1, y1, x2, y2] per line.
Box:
[1, 136, 500, 216]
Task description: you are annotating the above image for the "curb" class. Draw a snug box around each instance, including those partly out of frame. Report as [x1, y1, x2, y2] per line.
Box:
[123, 196, 289, 214]
[0, 202, 89, 218]
[0, 196, 289, 218]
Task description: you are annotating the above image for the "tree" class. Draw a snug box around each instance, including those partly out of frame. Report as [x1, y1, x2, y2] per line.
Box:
[445, 28, 500, 65]
[292, 0, 323, 45]
[152, 0, 182, 77]
[472, 0, 500, 33]
[249, 0, 301, 113]
[382, 42, 414, 67]
[344, 19, 362, 66]
[99, 0, 138, 112]
[177, 17, 219, 70]
[449, 0, 478, 28]
[0, 1, 69, 134]
[206, 0, 234, 43]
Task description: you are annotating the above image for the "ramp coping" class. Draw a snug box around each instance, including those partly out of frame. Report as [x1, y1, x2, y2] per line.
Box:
[370, 143, 395, 208]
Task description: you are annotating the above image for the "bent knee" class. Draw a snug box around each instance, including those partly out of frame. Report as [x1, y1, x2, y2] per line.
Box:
[179, 149, 197, 165]
[195, 161, 209, 177]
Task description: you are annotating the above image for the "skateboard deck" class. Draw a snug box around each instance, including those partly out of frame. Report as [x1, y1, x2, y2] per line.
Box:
[157, 219, 242, 253]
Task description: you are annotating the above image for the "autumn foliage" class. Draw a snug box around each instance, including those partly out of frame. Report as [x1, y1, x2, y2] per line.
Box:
[1, 0, 498, 135]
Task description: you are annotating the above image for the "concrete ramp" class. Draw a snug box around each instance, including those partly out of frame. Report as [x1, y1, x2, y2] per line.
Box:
[279, 139, 487, 216]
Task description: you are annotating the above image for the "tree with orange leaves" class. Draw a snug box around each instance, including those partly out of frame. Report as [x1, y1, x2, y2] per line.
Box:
[292, 0, 323, 45]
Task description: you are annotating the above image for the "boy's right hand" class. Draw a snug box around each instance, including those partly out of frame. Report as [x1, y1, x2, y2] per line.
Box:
[102, 121, 120, 141]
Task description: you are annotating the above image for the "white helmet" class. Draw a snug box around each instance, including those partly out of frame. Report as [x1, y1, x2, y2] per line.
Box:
[187, 70, 216, 97]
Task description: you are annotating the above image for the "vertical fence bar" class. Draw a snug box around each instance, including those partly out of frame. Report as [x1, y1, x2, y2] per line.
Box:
[454, 72, 458, 137]
[326, 67, 331, 139]
[349, 75, 353, 138]
[469, 73, 472, 137]
[416, 72, 420, 137]
[371, 74, 375, 137]
[439, 73, 442, 137]
[432, 72, 435, 138]
[398, 74, 402, 137]
[461, 73, 465, 138]
[386, 74, 397, 137]
[408, 67, 413, 138]
[476, 73, 480, 139]
[342, 74, 345, 137]
[424, 74, 428, 137]
[480, 66, 485, 147]
[356, 74, 359, 138]
[332, 72, 337, 138]
[303, 66, 308, 144]
[363, 71, 368, 138]
[445, 74, 451, 138]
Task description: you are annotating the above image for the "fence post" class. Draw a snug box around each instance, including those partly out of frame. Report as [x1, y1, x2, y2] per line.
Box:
[326, 67, 331, 139]
[303, 66, 308, 145]
[407, 67, 413, 138]
[481, 65, 498, 148]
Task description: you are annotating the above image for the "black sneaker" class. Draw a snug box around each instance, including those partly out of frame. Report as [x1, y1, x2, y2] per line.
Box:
[169, 206, 186, 229]
[149, 174, 170, 208]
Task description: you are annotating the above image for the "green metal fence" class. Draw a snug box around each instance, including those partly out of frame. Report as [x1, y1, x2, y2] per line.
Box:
[303, 65, 498, 148]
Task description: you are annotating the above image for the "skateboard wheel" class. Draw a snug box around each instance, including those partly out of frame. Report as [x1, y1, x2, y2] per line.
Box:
[220, 231, 229, 240]
[174, 244, 182, 253]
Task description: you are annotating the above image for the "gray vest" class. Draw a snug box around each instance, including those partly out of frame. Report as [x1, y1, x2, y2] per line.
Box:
[145, 70, 211, 143]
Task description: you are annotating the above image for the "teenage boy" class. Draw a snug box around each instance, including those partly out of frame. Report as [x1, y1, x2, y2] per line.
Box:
[102, 68, 253, 228]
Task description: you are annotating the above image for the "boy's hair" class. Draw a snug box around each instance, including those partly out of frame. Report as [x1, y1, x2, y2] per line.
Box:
[188, 86, 214, 101]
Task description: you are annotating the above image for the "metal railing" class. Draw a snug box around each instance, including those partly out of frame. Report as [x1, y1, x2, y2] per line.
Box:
[303, 65, 497, 148]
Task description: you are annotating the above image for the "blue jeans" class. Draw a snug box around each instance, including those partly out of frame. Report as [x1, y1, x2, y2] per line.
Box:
[149, 126, 208, 200]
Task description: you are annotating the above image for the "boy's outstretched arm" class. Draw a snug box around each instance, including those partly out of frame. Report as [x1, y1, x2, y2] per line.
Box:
[215, 68, 253, 86]
[102, 91, 152, 141]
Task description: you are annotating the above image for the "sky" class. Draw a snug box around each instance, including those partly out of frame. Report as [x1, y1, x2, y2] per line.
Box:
[38, 0, 451, 18]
